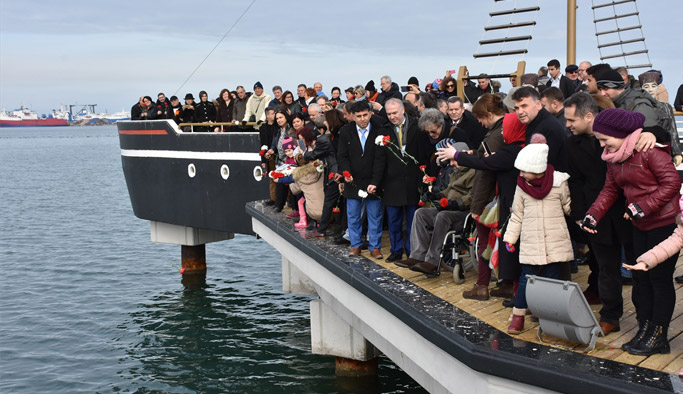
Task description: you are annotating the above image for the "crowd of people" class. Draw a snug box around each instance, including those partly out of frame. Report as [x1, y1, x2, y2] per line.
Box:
[134, 59, 683, 357]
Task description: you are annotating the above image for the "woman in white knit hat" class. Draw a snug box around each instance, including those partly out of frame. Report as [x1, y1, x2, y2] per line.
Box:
[502, 135, 574, 335]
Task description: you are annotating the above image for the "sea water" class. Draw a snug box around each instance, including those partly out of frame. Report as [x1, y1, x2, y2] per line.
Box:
[0, 126, 425, 393]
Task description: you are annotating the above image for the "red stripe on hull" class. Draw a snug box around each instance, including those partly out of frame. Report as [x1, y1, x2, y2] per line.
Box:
[0, 119, 69, 127]
[118, 129, 168, 135]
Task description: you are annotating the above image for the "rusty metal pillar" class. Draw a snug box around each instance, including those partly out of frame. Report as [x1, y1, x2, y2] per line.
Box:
[335, 356, 378, 377]
[181, 244, 206, 287]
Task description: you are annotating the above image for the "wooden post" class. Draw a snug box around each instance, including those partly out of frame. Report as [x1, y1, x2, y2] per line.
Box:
[514, 61, 526, 87]
[567, 0, 577, 66]
[456, 66, 468, 100]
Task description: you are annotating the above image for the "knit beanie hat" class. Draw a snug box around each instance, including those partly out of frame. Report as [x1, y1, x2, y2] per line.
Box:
[593, 67, 625, 89]
[282, 137, 296, 150]
[515, 143, 549, 173]
[408, 76, 419, 86]
[254, 81, 264, 90]
[365, 80, 376, 92]
[592, 108, 645, 138]
[437, 139, 469, 165]
[638, 71, 659, 86]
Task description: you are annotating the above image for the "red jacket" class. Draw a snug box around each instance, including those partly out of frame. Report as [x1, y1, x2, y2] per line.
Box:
[587, 145, 681, 231]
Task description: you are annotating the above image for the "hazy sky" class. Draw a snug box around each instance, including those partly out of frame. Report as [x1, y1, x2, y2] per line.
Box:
[1, 0, 680, 115]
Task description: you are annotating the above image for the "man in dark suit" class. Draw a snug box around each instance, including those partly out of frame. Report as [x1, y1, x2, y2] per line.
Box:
[512, 86, 568, 172]
[337, 101, 388, 258]
[382, 98, 428, 262]
[445, 96, 487, 149]
[546, 59, 575, 100]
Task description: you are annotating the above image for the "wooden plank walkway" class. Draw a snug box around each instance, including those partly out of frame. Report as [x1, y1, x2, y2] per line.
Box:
[358, 235, 683, 376]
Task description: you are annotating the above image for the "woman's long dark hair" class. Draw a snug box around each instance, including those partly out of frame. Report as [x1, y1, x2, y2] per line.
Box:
[324, 109, 347, 139]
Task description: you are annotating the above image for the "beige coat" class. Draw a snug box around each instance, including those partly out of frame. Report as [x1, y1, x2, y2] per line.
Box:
[503, 172, 574, 265]
[290, 162, 324, 220]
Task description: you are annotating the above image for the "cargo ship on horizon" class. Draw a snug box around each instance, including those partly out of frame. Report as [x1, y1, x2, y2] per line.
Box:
[0, 106, 70, 127]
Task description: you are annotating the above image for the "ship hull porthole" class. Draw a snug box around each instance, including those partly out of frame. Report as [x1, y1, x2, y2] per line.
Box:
[220, 164, 230, 180]
[187, 163, 196, 178]
[253, 166, 264, 181]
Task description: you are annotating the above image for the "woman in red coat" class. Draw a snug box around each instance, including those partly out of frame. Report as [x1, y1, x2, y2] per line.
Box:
[582, 108, 680, 356]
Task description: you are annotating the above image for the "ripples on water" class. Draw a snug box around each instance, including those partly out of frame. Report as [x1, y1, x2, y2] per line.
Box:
[0, 126, 425, 393]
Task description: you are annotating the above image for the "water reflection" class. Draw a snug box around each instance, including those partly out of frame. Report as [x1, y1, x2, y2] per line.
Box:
[122, 280, 426, 393]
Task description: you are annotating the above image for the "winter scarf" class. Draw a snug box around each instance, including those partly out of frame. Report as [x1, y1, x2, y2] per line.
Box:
[601, 128, 642, 164]
[517, 164, 555, 199]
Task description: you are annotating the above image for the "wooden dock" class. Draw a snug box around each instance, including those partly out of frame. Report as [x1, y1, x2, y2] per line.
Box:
[368, 239, 683, 376]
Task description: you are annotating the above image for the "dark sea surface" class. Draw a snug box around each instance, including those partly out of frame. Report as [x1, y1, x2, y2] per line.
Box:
[0, 126, 425, 394]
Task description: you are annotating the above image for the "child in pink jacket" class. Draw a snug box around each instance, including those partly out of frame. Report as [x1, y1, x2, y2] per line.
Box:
[624, 195, 683, 270]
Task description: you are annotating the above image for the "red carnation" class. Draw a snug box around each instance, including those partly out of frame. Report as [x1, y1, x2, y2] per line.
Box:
[382, 135, 391, 145]
[418, 200, 424, 207]
[494, 230, 502, 238]
[332, 207, 340, 213]
[425, 176, 436, 184]
[328, 172, 335, 180]
[180, 267, 186, 274]
[271, 171, 284, 179]
[440, 198, 449, 208]
[419, 165, 426, 172]
[343, 171, 351, 178]
[259, 149, 266, 156]
[467, 236, 476, 242]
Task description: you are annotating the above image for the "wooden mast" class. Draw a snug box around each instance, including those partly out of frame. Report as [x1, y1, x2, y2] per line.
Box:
[567, 0, 577, 66]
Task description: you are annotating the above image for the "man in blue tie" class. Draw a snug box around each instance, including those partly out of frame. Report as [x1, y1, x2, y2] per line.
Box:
[337, 101, 389, 258]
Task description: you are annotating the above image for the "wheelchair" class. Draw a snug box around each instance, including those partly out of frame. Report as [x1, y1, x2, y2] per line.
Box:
[438, 213, 479, 284]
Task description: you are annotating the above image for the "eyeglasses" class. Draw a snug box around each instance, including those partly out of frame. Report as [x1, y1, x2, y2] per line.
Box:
[447, 84, 455, 88]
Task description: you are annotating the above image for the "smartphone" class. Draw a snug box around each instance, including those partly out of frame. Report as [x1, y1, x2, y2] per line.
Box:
[298, 140, 306, 150]
[400, 86, 410, 93]
[481, 141, 491, 155]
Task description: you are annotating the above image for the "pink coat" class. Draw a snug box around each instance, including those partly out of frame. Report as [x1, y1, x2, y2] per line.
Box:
[637, 223, 683, 268]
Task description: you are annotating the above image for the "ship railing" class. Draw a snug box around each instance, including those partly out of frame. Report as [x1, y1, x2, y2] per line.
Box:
[176, 121, 260, 133]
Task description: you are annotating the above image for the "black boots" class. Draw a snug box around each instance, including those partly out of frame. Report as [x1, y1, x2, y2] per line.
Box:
[622, 320, 650, 352]
[626, 322, 670, 356]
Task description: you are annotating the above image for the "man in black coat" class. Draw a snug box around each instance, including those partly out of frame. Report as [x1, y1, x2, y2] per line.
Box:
[545, 59, 575, 100]
[511, 87, 568, 171]
[376, 76, 403, 106]
[381, 98, 429, 262]
[337, 101, 388, 258]
[155, 92, 173, 119]
[564, 93, 633, 334]
[130, 96, 144, 120]
[445, 96, 487, 149]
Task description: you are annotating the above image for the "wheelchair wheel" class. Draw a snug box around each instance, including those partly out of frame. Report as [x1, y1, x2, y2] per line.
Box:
[452, 257, 465, 284]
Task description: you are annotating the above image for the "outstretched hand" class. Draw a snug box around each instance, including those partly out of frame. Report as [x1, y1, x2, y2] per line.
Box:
[623, 262, 649, 271]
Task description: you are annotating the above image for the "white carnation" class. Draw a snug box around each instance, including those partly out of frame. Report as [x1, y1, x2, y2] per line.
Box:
[358, 190, 369, 198]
